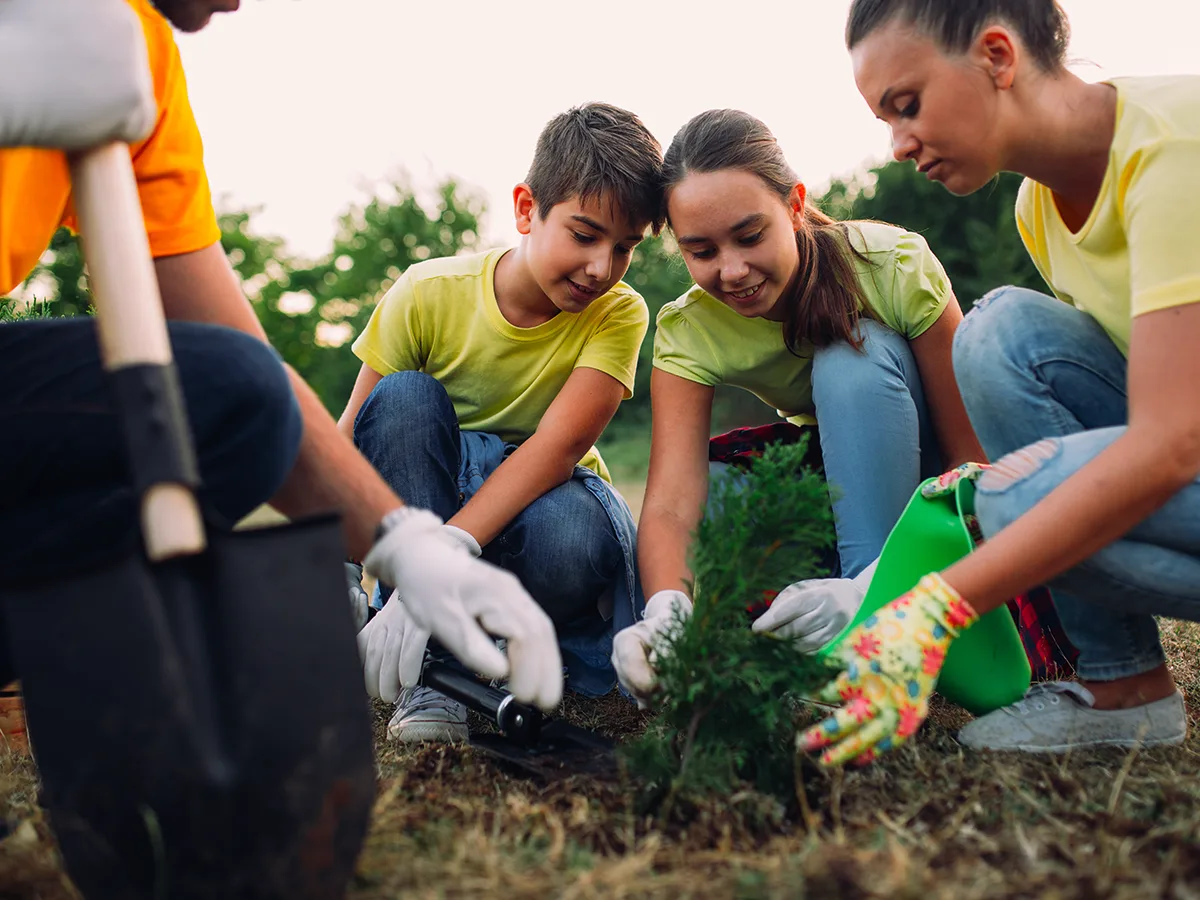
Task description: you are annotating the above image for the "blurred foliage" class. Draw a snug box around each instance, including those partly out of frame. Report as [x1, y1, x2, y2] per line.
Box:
[8, 160, 1045, 430]
[818, 161, 1048, 309]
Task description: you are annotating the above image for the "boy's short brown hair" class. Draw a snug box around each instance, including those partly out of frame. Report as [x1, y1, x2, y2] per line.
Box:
[525, 102, 665, 235]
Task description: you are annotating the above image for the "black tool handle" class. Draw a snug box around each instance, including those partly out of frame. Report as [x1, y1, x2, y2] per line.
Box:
[421, 661, 542, 746]
[69, 143, 205, 561]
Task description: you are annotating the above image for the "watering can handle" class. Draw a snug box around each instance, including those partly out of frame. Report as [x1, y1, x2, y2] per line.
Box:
[69, 142, 206, 560]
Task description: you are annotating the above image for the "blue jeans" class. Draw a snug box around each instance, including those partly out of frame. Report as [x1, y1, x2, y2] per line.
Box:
[0, 318, 304, 684]
[353, 371, 623, 633]
[811, 318, 941, 577]
[952, 285, 1200, 681]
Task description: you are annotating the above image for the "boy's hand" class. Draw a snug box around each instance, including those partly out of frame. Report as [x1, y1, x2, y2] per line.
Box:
[752, 557, 879, 653]
[0, 0, 157, 150]
[798, 573, 978, 766]
[356, 589, 431, 702]
[364, 507, 563, 711]
[345, 562, 370, 631]
[611, 589, 692, 706]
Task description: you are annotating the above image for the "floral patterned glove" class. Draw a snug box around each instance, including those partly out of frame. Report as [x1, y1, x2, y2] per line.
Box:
[798, 573, 979, 766]
[920, 462, 991, 499]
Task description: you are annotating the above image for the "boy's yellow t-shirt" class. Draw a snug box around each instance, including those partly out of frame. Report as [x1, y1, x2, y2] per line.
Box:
[652, 221, 951, 425]
[1016, 76, 1200, 357]
[352, 248, 649, 483]
[0, 0, 220, 295]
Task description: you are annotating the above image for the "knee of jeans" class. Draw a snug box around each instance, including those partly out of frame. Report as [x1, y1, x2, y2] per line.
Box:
[954, 286, 1065, 375]
[211, 334, 303, 508]
[508, 483, 621, 587]
[354, 371, 454, 446]
[974, 438, 1061, 534]
[812, 321, 908, 404]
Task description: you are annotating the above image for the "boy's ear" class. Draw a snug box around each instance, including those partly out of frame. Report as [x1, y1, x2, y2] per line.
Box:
[788, 182, 807, 228]
[513, 183, 537, 235]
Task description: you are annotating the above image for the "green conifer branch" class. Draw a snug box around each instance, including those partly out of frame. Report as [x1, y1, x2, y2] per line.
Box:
[625, 438, 843, 808]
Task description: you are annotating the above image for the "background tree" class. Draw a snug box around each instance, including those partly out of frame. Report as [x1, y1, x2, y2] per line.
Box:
[818, 160, 1048, 308]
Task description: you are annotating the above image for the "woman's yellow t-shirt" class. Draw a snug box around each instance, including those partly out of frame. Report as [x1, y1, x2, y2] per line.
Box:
[652, 221, 951, 425]
[0, 0, 219, 295]
[352, 248, 649, 482]
[1016, 75, 1200, 357]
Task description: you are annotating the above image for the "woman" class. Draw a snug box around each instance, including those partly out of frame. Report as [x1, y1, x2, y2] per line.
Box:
[611, 109, 986, 702]
[801, 0, 1199, 766]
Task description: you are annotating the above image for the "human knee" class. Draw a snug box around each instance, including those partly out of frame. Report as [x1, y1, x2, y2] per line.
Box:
[194, 328, 302, 508]
[954, 287, 1063, 388]
[974, 438, 1062, 536]
[505, 483, 620, 596]
[812, 320, 910, 405]
[353, 371, 454, 449]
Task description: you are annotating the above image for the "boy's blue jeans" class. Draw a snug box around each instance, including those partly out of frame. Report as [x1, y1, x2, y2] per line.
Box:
[353, 371, 622, 632]
[954, 286, 1200, 682]
[0, 318, 304, 685]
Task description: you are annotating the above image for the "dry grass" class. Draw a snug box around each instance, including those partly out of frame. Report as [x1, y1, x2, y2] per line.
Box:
[3, 621, 1199, 899]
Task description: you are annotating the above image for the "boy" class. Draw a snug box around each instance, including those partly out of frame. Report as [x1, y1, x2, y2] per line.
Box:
[340, 102, 663, 742]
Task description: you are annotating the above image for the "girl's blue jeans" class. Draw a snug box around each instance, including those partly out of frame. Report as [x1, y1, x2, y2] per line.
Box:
[954, 286, 1200, 682]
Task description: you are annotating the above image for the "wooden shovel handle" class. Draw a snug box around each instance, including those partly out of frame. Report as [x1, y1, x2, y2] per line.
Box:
[69, 142, 205, 560]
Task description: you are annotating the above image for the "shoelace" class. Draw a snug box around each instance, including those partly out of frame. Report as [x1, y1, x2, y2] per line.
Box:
[1004, 680, 1095, 716]
[399, 685, 463, 716]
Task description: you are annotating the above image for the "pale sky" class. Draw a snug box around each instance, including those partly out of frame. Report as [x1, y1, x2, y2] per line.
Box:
[176, 0, 1200, 260]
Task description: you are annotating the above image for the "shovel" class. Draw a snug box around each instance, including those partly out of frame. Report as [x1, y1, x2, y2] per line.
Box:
[1, 143, 375, 898]
[421, 661, 615, 780]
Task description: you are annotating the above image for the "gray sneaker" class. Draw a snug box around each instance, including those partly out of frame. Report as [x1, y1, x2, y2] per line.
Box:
[386, 686, 468, 744]
[958, 681, 1187, 753]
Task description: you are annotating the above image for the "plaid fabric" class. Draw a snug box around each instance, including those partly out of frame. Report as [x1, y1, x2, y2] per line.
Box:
[1006, 588, 1079, 681]
[708, 421, 820, 472]
[710, 423, 1080, 681]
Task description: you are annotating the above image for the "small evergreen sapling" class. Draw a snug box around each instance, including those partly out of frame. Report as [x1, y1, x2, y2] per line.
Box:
[625, 438, 842, 803]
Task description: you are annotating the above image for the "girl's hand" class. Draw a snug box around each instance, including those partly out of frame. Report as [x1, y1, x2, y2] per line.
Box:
[798, 573, 979, 766]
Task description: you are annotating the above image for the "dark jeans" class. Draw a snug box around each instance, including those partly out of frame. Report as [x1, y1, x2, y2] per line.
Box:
[0, 318, 304, 684]
[352, 371, 621, 631]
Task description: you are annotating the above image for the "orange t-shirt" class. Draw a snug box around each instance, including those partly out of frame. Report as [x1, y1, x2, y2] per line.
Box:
[0, 0, 220, 294]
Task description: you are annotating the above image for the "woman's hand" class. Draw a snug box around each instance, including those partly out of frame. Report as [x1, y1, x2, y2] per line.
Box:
[799, 572, 979, 766]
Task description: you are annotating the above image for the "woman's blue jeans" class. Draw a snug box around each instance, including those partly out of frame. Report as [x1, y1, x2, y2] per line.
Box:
[954, 285, 1200, 682]
[352, 371, 622, 631]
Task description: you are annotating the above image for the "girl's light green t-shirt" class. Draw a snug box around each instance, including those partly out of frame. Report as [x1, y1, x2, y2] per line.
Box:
[652, 221, 951, 425]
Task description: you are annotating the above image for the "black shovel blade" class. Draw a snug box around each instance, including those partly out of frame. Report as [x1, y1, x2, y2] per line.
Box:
[3, 514, 375, 900]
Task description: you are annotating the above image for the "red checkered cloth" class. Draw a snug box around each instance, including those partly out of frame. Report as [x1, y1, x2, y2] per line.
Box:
[1006, 588, 1079, 681]
[709, 423, 1079, 681]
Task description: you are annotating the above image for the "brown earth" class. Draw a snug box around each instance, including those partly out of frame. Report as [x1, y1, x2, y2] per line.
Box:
[3, 621, 1199, 899]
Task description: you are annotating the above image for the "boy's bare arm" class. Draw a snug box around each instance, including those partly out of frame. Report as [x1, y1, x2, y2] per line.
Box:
[153, 243, 402, 559]
[337, 364, 384, 444]
[447, 367, 625, 547]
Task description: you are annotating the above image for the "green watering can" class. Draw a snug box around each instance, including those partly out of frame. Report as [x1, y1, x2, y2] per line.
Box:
[816, 477, 1031, 715]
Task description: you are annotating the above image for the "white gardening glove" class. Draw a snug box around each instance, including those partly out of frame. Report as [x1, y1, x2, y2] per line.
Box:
[442, 524, 482, 558]
[356, 589, 431, 703]
[0, 0, 156, 151]
[364, 507, 562, 711]
[345, 562, 370, 632]
[611, 589, 693, 707]
[751, 557, 880, 652]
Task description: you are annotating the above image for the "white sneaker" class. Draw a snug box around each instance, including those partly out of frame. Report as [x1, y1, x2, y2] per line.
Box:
[958, 681, 1187, 753]
[386, 686, 468, 744]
